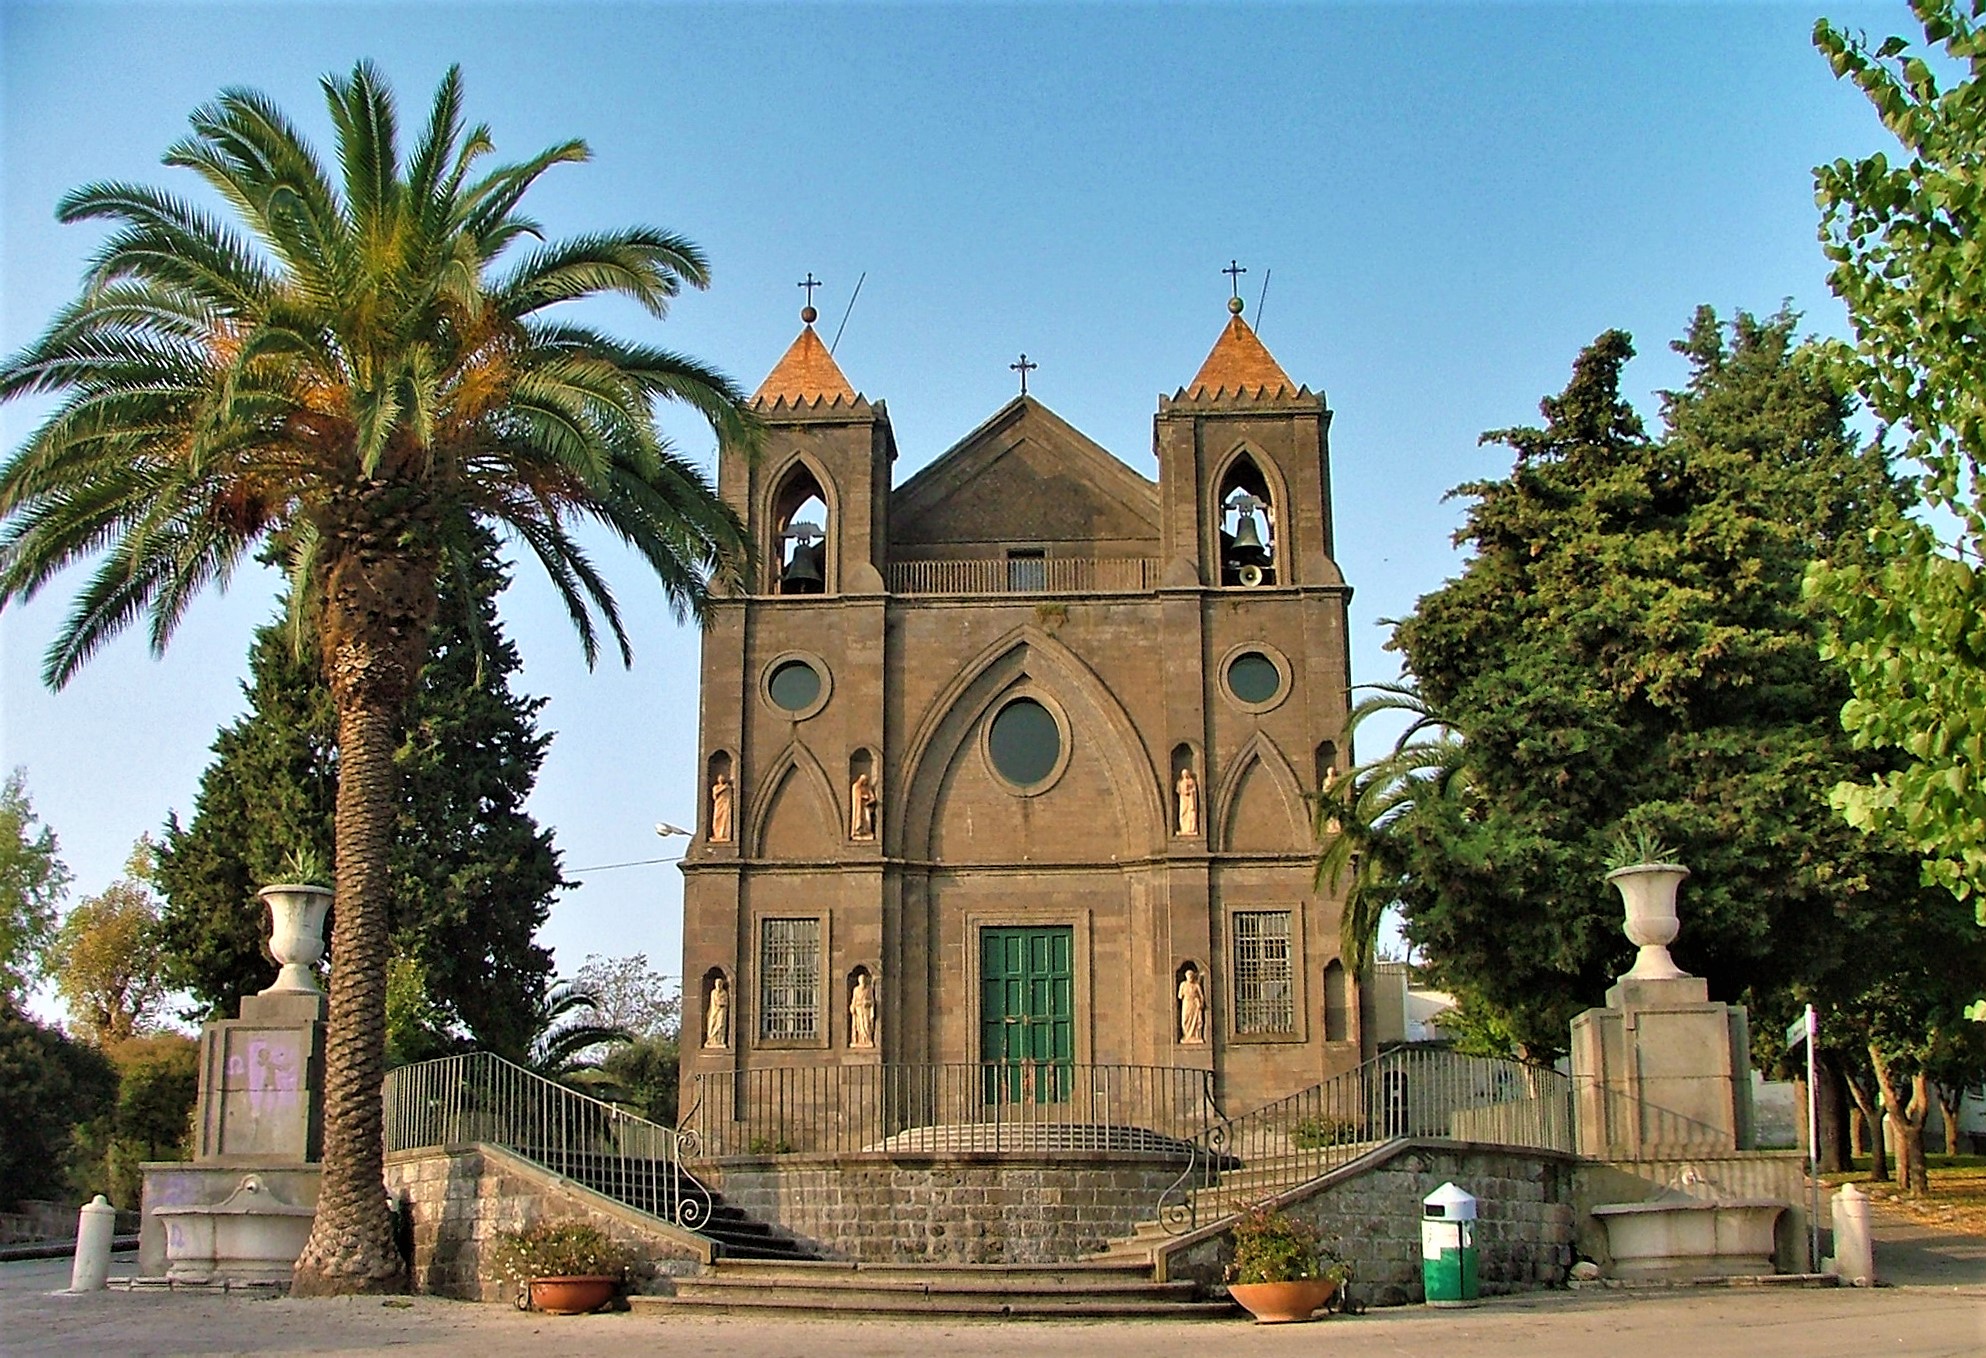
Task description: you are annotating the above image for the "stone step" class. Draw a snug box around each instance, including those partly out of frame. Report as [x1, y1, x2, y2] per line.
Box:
[634, 1293, 1238, 1319]
[709, 1258, 1163, 1285]
[628, 1256, 1233, 1319]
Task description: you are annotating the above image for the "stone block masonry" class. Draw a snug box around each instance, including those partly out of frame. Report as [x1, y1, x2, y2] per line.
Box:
[712, 1152, 1187, 1264]
[384, 1144, 709, 1301]
[1158, 1140, 1580, 1306]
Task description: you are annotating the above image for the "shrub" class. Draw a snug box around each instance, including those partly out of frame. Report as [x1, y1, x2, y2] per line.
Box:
[489, 1220, 632, 1283]
[1225, 1205, 1352, 1285]
[1290, 1115, 1357, 1150]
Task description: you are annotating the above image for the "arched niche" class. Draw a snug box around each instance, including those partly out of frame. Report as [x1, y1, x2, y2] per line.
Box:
[768, 459, 833, 595]
[846, 965, 878, 1050]
[1214, 448, 1283, 588]
[705, 750, 736, 843]
[1170, 742, 1203, 838]
[848, 747, 879, 842]
[1314, 740, 1339, 793]
[700, 967, 733, 1050]
[1322, 959, 1350, 1043]
[1175, 959, 1209, 1045]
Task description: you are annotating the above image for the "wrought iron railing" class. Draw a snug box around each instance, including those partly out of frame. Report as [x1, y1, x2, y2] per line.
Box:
[383, 1051, 714, 1231]
[1158, 1048, 1575, 1234]
[686, 1060, 1220, 1158]
[887, 556, 1162, 596]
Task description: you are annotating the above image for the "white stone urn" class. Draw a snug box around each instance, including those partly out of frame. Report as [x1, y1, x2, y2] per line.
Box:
[1606, 863, 1690, 980]
[258, 883, 332, 994]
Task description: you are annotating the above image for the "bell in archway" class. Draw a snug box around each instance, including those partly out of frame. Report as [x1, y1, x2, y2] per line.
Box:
[780, 540, 825, 593]
[1229, 508, 1265, 556]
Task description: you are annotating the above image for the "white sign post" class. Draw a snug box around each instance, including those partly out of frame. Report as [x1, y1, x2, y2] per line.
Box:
[1786, 1004, 1820, 1273]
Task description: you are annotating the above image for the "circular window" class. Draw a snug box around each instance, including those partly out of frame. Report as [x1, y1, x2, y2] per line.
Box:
[768, 660, 822, 711]
[987, 698, 1062, 788]
[1226, 652, 1283, 705]
[762, 654, 830, 719]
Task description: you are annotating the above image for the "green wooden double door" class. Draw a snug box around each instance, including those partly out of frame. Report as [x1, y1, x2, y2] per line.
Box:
[979, 926, 1074, 1103]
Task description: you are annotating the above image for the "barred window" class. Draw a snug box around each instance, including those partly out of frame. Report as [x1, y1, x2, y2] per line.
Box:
[759, 918, 821, 1041]
[1233, 911, 1294, 1035]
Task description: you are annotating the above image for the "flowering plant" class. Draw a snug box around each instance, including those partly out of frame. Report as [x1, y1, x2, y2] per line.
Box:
[1225, 1205, 1352, 1285]
[490, 1221, 632, 1282]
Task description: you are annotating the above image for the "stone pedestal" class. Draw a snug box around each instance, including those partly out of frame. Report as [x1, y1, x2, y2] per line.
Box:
[139, 990, 327, 1277]
[1570, 974, 1754, 1160]
[194, 990, 328, 1161]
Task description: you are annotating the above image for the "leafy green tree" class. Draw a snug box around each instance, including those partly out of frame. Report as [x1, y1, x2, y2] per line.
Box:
[0, 999, 116, 1208]
[156, 531, 565, 1062]
[48, 841, 171, 1043]
[1808, 5, 1986, 943]
[68, 1033, 198, 1208]
[0, 769, 70, 1001]
[0, 64, 755, 1292]
[596, 1035, 681, 1127]
[1382, 311, 1937, 1059]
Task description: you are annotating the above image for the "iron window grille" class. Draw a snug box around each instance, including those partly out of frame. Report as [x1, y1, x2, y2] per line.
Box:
[1233, 910, 1295, 1034]
[759, 918, 821, 1041]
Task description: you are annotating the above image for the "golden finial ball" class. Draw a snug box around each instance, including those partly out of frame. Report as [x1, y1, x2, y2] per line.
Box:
[1228, 296, 1245, 315]
[801, 305, 819, 324]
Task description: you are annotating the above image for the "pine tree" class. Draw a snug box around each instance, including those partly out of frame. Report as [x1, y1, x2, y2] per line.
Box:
[155, 530, 564, 1060]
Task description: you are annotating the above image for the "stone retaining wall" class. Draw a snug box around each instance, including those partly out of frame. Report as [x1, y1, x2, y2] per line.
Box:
[711, 1152, 1187, 1264]
[384, 1143, 709, 1301]
[1159, 1140, 1580, 1305]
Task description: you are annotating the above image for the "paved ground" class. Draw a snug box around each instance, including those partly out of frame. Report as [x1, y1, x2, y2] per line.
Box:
[3, 1214, 1979, 1358]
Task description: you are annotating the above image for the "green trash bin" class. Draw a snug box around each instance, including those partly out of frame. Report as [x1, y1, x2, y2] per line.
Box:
[1422, 1182, 1479, 1307]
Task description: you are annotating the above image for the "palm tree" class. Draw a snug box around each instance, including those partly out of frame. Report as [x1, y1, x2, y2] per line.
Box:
[1312, 681, 1470, 974]
[526, 980, 635, 1081]
[0, 64, 756, 1294]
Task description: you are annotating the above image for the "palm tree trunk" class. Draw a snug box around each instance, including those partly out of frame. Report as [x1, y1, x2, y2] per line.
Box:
[290, 690, 407, 1295]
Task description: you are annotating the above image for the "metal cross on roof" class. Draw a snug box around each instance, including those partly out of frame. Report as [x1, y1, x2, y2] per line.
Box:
[1223, 259, 1248, 299]
[1010, 353, 1038, 396]
[798, 273, 822, 309]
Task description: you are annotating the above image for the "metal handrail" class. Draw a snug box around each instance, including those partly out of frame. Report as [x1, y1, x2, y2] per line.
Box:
[383, 1051, 714, 1231]
[687, 1060, 1220, 1158]
[1158, 1047, 1576, 1234]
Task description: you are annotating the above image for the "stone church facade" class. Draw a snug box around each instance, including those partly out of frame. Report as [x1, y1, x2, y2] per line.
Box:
[680, 301, 1362, 1117]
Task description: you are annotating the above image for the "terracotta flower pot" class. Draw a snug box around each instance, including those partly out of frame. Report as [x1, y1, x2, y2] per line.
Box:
[1227, 1277, 1339, 1323]
[527, 1274, 618, 1315]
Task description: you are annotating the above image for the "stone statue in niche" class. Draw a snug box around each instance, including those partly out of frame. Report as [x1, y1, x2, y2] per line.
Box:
[1178, 965, 1207, 1045]
[1175, 767, 1201, 837]
[850, 770, 878, 841]
[708, 771, 734, 843]
[849, 972, 878, 1049]
[1318, 767, 1342, 838]
[704, 975, 731, 1049]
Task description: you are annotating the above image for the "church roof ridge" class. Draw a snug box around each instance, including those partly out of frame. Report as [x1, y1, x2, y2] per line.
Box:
[1182, 313, 1299, 401]
[753, 324, 860, 407]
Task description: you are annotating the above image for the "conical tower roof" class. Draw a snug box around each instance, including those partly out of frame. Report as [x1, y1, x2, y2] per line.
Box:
[1183, 312, 1298, 400]
[753, 324, 859, 409]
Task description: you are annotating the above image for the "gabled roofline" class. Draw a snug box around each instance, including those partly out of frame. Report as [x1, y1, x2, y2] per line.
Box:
[889, 394, 1159, 533]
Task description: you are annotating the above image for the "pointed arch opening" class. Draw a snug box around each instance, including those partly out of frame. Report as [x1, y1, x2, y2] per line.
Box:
[769, 460, 831, 594]
[1323, 959, 1350, 1043]
[1216, 450, 1279, 588]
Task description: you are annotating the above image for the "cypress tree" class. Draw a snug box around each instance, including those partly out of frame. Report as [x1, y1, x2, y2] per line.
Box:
[156, 529, 564, 1060]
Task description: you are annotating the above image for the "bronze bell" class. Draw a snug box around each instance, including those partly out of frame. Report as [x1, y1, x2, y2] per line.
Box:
[780, 541, 825, 593]
[1229, 508, 1266, 556]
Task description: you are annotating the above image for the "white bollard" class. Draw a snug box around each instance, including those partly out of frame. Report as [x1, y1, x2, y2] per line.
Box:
[1824, 1182, 1876, 1286]
[69, 1194, 116, 1292]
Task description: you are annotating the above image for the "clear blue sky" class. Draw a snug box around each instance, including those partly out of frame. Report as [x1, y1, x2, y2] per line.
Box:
[0, 1, 1906, 1019]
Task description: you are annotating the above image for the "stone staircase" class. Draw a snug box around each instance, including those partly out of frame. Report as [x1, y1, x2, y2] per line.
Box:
[632, 1258, 1237, 1318]
[523, 1147, 815, 1262]
[1091, 1141, 1392, 1263]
